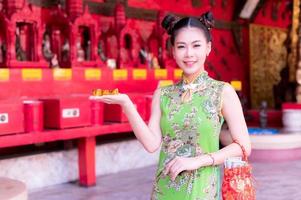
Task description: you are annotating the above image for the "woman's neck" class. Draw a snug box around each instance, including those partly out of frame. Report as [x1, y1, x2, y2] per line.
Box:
[183, 69, 205, 84]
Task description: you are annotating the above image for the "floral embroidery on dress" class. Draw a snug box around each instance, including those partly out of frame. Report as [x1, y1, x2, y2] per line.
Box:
[152, 71, 225, 200]
[203, 172, 218, 200]
[158, 103, 201, 194]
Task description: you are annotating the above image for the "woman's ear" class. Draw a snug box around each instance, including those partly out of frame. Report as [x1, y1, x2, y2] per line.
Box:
[206, 42, 212, 56]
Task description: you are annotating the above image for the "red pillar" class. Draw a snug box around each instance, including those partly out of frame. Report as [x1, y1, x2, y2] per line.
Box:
[78, 136, 96, 186]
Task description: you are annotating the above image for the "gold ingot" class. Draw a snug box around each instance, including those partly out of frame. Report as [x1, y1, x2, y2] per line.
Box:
[111, 88, 119, 95]
[102, 90, 110, 95]
[92, 88, 119, 96]
[92, 89, 102, 96]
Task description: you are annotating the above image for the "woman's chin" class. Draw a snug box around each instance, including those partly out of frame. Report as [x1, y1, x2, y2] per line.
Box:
[181, 68, 199, 75]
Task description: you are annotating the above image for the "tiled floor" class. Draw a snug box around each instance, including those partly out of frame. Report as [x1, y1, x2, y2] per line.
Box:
[29, 160, 301, 200]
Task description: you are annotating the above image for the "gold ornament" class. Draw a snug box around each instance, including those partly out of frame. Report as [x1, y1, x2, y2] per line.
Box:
[249, 24, 288, 108]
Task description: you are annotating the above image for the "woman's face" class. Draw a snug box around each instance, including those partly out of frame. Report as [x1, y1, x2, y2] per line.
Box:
[172, 27, 211, 75]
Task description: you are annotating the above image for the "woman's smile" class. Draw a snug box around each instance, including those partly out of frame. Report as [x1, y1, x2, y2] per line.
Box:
[183, 60, 197, 67]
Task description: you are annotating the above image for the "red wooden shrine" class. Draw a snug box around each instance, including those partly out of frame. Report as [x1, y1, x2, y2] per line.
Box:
[147, 10, 176, 68]
[69, 2, 102, 68]
[45, 4, 72, 68]
[101, 24, 118, 66]
[115, 4, 142, 68]
[0, 0, 177, 69]
[4, 0, 48, 68]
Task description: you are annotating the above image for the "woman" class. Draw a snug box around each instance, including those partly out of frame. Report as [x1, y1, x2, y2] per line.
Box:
[97, 12, 251, 200]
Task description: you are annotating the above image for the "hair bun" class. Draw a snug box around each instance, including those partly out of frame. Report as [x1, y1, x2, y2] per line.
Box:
[199, 11, 214, 30]
[161, 14, 180, 35]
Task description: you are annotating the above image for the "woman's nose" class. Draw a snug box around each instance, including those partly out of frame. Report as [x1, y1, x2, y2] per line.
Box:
[184, 46, 193, 57]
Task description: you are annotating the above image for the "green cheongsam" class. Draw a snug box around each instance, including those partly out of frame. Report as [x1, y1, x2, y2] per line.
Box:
[151, 71, 225, 200]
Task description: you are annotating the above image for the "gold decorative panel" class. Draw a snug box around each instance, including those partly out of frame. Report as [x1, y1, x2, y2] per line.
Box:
[249, 24, 288, 108]
[294, 0, 301, 103]
[288, 0, 300, 83]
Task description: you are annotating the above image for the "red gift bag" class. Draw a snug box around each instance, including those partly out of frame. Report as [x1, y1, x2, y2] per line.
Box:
[222, 140, 256, 200]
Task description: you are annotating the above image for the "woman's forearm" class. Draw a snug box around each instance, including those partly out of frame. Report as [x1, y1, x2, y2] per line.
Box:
[122, 100, 161, 153]
[197, 142, 251, 167]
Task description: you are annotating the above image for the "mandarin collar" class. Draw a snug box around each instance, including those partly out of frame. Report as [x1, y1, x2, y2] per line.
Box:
[180, 71, 209, 90]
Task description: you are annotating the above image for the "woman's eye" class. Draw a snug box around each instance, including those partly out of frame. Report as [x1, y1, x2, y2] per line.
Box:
[177, 46, 185, 49]
[193, 44, 201, 48]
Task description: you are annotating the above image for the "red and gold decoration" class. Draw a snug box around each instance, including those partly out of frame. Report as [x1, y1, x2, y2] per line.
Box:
[222, 141, 256, 200]
[296, 0, 301, 103]
[249, 24, 288, 108]
[288, 0, 300, 83]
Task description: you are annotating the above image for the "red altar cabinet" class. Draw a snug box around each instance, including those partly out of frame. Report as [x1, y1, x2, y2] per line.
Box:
[0, 100, 24, 135]
[67, 0, 102, 68]
[41, 96, 91, 129]
[4, 0, 48, 68]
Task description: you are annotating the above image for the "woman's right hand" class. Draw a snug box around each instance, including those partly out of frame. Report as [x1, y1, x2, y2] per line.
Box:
[95, 93, 131, 107]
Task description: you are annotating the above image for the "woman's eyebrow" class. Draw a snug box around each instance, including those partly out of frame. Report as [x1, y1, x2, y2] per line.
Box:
[175, 42, 186, 45]
[176, 40, 202, 45]
[192, 40, 202, 43]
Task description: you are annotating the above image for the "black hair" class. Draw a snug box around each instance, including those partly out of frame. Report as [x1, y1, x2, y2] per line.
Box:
[161, 12, 214, 45]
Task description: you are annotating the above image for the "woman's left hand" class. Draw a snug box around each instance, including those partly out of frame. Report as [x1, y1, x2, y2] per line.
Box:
[163, 156, 204, 181]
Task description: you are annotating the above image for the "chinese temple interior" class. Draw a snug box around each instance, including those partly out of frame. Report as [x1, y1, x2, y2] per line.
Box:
[0, 0, 301, 199]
